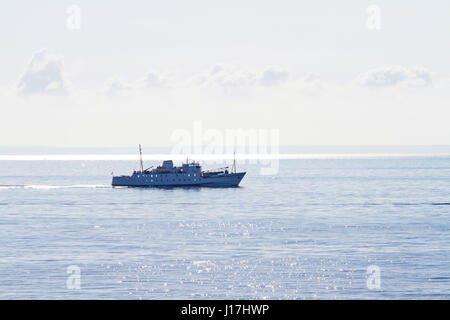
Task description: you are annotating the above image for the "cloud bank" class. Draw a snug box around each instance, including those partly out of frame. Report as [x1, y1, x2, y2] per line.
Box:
[14, 50, 437, 102]
[192, 64, 290, 89]
[357, 66, 432, 88]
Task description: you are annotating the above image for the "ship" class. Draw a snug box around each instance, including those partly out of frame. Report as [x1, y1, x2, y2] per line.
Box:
[112, 145, 246, 187]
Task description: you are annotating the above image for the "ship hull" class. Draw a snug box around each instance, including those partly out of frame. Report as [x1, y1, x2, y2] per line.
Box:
[112, 172, 245, 188]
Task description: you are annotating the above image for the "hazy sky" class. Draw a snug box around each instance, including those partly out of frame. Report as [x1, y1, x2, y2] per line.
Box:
[1, 0, 450, 148]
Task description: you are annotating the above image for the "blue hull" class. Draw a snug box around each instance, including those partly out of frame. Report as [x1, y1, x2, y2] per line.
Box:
[112, 172, 246, 188]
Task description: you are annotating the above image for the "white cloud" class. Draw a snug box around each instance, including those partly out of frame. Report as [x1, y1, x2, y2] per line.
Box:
[143, 72, 165, 87]
[357, 66, 432, 88]
[139, 71, 173, 88]
[194, 64, 258, 88]
[299, 72, 327, 94]
[18, 49, 67, 95]
[259, 66, 289, 86]
[192, 63, 291, 91]
[105, 71, 174, 98]
[104, 77, 132, 98]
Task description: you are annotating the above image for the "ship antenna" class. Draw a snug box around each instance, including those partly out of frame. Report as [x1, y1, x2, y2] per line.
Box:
[233, 150, 236, 173]
[139, 144, 144, 173]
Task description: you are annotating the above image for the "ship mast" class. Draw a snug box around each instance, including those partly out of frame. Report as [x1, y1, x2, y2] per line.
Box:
[139, 144, 144, 173]
[232, 151, 236, 173]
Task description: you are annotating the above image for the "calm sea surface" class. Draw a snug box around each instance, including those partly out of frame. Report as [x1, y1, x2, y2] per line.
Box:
[0, 158, 449, 299]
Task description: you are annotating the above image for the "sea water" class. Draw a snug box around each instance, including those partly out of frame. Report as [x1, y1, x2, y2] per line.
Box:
[0, 158, 449, 299]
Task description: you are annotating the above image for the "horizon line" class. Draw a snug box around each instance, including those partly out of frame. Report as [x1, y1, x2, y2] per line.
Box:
[1, 153, 450, 161]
